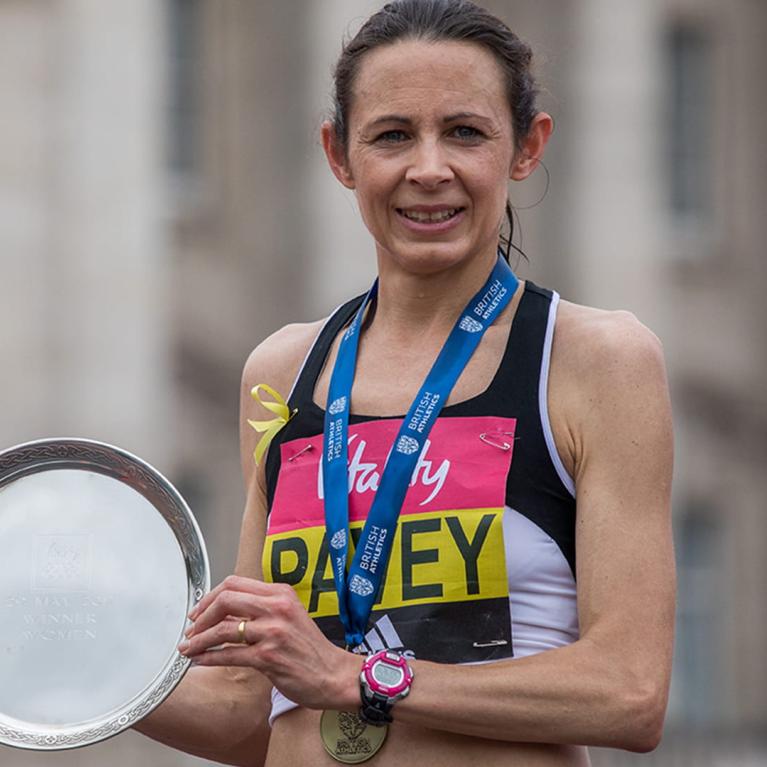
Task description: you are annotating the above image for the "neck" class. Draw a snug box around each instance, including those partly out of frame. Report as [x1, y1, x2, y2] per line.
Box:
[372, 248, 502, 339]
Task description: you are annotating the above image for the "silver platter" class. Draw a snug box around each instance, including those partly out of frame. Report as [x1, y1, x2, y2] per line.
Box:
[0, 438, 210, 750]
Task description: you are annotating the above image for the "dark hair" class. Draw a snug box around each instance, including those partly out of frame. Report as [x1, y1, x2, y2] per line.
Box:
[331, 0, 541, 261]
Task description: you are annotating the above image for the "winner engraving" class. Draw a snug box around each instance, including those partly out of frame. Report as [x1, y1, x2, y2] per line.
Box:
[21, 603, 99, 641]
[22, 628, 97, 642]
[6, 593, 112, 643]
[23, 612, 97, 627]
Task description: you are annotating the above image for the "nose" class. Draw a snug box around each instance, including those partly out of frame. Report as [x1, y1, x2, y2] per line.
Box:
[405, 139, 454, 189]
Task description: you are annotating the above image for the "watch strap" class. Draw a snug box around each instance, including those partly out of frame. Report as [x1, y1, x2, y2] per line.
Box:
[359, 690, 394, 726]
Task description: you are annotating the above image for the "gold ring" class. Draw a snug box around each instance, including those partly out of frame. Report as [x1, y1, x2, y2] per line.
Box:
[237, 619, 248, 644]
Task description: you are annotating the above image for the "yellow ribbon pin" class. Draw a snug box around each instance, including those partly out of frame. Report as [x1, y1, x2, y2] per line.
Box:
[248, 384, 297, 464]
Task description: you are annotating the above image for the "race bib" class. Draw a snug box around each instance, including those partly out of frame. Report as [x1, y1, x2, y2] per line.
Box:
[264, 416, 515, 663]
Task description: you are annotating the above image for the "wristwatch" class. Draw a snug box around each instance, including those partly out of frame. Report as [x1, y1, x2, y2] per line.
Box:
[358, 650, 414, 726]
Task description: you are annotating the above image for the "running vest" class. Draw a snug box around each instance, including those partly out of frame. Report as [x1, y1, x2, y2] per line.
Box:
[263, 281, 577, 698]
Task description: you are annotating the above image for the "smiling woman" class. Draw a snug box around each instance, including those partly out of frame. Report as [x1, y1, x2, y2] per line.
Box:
[135, 2, 675, 766]
[321, 38, 549, 278]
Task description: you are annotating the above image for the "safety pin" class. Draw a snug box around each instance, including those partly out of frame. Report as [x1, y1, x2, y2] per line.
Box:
[479, 432, 514, 451]
[472, 639, 509, 648]
[288, 444, 314, 462]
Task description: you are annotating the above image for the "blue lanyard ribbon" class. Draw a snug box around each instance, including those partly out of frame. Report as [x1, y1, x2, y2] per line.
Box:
[322, 255, 519, 648]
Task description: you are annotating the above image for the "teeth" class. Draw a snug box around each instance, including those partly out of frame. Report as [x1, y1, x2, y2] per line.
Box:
[401, 208, 458, 223]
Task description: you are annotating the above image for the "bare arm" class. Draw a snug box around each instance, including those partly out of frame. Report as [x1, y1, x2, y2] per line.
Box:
[181, 309, 675, 753]
[132, 482, 272, 767]
[382, 309, 676, 751]
[134, 322, 325, 766]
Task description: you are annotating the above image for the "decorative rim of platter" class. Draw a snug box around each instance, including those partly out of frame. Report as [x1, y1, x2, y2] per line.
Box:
[0, 437, 210, 750]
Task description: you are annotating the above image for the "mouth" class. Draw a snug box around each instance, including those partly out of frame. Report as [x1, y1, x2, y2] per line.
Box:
[396, 207, 464, 224]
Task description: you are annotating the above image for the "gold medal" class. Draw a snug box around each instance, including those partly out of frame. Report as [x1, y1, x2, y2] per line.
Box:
[320, 710, 387, 764]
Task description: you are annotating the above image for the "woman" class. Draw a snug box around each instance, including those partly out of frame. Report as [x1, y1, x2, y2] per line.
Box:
[138, 1, 675, 765]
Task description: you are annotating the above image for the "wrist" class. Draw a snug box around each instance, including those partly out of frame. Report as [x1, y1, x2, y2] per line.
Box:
[329, 648, 365, 711]
[358, 650, 414, 725]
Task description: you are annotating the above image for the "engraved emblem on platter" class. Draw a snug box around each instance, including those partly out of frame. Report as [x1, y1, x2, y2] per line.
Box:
[33, 534, 92, 592]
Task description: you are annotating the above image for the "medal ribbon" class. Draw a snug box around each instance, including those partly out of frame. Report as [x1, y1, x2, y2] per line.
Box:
[322, 255, 519, 648]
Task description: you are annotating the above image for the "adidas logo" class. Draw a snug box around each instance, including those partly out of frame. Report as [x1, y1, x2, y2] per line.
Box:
[353, 614, 415, 659]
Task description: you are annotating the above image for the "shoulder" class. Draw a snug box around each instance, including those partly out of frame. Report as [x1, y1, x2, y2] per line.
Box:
[547, 298, 671, 477]
[241, 318, 330, 397]
[553, 298, 667, 389]
[239, 318, 329, 482]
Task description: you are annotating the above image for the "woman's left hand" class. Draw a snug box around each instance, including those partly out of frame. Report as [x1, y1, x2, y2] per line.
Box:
[178, 574, 362, 710]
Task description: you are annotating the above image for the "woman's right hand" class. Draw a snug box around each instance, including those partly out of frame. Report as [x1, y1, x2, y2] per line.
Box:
[179, 575, 363, 712]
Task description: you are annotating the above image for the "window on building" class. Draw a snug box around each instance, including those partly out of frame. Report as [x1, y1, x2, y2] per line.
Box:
[166, 0, 202, 178]
[665, 21, 713, 225]
[670, 504, 723, 725]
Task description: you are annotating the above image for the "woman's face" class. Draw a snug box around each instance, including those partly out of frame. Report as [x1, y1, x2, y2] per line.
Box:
[326, 39, 523, 275]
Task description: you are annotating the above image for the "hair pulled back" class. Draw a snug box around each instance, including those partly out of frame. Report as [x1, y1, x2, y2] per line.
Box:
[332, 0, 539, 150]
[331, 0, 541, 262]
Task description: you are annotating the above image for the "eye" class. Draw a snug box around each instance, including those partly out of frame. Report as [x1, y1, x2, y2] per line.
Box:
[375, 129, 409, 144]
[451, 125, 483, 141]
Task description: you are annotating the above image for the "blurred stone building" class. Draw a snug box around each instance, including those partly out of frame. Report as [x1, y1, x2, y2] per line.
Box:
[0, 1, 764, 765]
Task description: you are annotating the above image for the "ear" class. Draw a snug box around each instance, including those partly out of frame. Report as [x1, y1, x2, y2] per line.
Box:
[321, 121, 356, 190]
[510, 112, 554, 181]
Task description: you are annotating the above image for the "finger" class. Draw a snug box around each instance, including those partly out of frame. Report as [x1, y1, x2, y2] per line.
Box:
[180, 617, 245, 656]
[188, 576, 253, 619]
[188, 582, 231, 621]
[188, 591, 270, 637]
[188, 575, 266, 620]
[188, 645, 266, 670]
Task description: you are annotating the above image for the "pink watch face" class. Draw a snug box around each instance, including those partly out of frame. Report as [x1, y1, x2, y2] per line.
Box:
[362, 651, 413, 696]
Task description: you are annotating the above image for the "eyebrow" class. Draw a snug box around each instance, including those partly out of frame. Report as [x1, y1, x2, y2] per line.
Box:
[366, 114, 412, 128]
[443, 112, 491, 124]
[365, 111, 492, 129]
